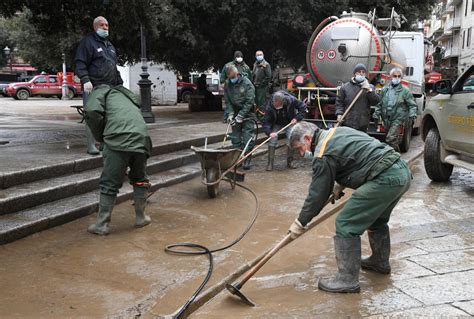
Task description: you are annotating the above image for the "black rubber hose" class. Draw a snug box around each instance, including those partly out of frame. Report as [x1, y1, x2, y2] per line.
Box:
[164, 181, 260, 318]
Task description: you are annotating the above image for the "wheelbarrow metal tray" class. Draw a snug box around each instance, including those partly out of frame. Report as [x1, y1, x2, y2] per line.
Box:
[191, 146, 242, 170]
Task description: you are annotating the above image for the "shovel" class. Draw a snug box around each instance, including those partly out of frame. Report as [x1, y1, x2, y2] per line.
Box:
[226, 194, 341, 306]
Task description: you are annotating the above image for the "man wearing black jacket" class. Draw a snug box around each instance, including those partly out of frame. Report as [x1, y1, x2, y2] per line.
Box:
[263, 90, 307, 171]
[335, 63, 380, 132]
[75, 16, 123, 155]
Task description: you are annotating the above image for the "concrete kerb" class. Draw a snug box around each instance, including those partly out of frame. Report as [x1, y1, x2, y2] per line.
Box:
[162, 148, 425, 318]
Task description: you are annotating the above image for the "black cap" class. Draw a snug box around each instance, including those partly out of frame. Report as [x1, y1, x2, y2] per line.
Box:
[234, 51, 243, 58]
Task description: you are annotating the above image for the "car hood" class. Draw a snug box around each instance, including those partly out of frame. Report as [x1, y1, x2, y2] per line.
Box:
[7, 82, 28, 87]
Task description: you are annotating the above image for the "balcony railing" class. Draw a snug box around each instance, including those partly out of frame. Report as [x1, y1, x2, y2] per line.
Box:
[446, 17, 461, 30]
[443, 46, 460, 58]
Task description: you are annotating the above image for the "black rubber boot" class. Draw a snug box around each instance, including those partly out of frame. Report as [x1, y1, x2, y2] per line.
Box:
[318, 236, 361, 293]
[361, 225, 391, 274]
[243, 156, 252, 170]
[266, 147, 275, 171]
[287, 146, 297, 169]
[87, 194, 116, 235]
[133, 186, 151, 228]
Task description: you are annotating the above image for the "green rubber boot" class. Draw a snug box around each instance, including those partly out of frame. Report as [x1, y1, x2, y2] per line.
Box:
[133, 186, 151, 228]
[266, 146, 275, 171]
[287, 146, 297, 169]
[318, 236, 361, 293]
[87, 194, 116, 235]
[361, 225, 391, 274]
[86, 125, 100, 155]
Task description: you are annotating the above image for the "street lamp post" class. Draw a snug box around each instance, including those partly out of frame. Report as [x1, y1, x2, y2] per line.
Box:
[3, 46, 11, 72]
[61, 53, 69, 100]
[137, 24, 155, 123]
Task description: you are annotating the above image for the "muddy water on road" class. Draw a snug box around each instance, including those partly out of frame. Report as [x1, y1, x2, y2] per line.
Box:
[192, 159, 474, 318]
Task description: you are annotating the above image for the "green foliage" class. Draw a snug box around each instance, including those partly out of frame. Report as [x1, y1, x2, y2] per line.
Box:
[0, 0, 437, 74]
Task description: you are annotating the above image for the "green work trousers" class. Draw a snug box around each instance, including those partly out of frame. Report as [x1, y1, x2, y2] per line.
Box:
[100, 145, 149, 196]
[385, 124, 402, 151]
[335, 159, 411, 238]
[230, 119, 255, 153]
[255, 87, 268, 122]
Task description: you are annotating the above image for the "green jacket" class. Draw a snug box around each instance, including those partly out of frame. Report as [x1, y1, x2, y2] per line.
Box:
[252, 60, 272, 87]
[298, 127, 400, 226]
[220, 60, 252, 83]
[224, 76, 256, 118]
[84, 85, 152, 156]
[373, 82, 417, 126]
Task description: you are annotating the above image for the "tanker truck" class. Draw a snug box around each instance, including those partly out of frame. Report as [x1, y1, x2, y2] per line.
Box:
[291, 9, 426, 152]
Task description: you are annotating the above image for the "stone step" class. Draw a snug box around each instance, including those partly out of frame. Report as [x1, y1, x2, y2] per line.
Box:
[0, 138, 235, 216]
[0, 145, 271, 245]
[0, 132, 227, 190]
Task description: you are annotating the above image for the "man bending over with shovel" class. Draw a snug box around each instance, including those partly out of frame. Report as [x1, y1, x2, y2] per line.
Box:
[287, 121, 411, 293]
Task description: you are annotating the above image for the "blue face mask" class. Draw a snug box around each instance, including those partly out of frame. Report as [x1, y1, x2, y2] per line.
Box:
[96, 28, 109, 38]
[256, 55, 264, 62]
[355, 75, 365, 82]
[303, 150, 313, 160]
[391, 78, 401, 85]
[230, 77, 238, 84]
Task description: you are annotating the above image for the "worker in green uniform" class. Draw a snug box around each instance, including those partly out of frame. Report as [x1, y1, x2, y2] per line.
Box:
[221, 51, 252, 122]
[287, 121, 411, 293]
[373, 67, 417, 152]
[252, 50, 272, 122]
[224, 65, 256, 170]
[84, 85, 153, 235]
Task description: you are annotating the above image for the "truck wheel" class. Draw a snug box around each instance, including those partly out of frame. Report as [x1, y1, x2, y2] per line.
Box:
[399, 120, 412, 153]
[424, 128, 453, 182]
[15, 89, 30, 100]
[181, 90, 192, 103]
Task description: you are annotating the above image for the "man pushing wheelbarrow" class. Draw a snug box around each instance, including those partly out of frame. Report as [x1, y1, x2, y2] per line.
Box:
[224, 65, 257, 170]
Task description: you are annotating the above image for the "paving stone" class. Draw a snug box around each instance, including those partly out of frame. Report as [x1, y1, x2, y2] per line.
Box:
[365, 304, 471, 318]
[394, 270, 474, 305]
[409, 234, 473, 253]
[359, 287, 423, 316]
[453, 300, 474, 316]
[409, 249, 474, 274]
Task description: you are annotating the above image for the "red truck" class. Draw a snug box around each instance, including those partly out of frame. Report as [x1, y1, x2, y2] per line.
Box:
[4, 73, 82, 100]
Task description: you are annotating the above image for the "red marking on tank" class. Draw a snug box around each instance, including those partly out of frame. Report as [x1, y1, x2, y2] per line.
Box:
[310, 18, 382, 87]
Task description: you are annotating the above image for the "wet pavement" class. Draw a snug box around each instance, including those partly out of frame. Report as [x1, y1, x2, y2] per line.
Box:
[192, 159, 474, 318]
[1, 139, 472, 317]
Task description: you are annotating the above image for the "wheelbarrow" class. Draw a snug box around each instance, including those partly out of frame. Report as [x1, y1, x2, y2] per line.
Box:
[191, 146, 244, 198]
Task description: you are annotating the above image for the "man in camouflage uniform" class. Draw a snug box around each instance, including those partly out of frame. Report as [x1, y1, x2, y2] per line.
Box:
[224, 65, 256, 170]
[221, 51, 252, 122]
[373, 67, 417, 152]
[252, 50, 272, 122]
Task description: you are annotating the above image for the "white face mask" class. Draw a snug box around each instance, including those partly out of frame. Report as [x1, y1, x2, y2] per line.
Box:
[235, 57, 243, 63]
[303, 150, 313, 159]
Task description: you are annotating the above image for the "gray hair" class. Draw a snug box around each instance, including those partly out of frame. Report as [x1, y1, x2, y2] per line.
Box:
[288, 121, 318, 147]
[272, 90, 288, 105]
[389, 67, 404, 77]
[93, 16, 108, 27]
[227, 65, 238, 75]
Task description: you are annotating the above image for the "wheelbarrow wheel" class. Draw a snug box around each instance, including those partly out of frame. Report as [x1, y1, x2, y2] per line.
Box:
[206, 167, 220, 198]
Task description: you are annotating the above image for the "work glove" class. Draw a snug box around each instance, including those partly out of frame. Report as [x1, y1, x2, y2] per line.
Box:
[360, 79, 371, 91]
[288, 218, 307, 239]
[235, 114, 244, 124]
[337, 114, 343, 123]
[227, 113, 235, 124]
[83, 81, 93, 94]
[331, 183, 346, 204]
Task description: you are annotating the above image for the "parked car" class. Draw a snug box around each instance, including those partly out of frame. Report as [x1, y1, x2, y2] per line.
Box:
[177, 81, 196, 103]
[4, 74, 82, 100]
[422, 65, 474, 181]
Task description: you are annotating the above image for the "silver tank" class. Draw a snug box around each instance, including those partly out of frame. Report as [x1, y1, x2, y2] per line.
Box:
[306, 13, 406, 87]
